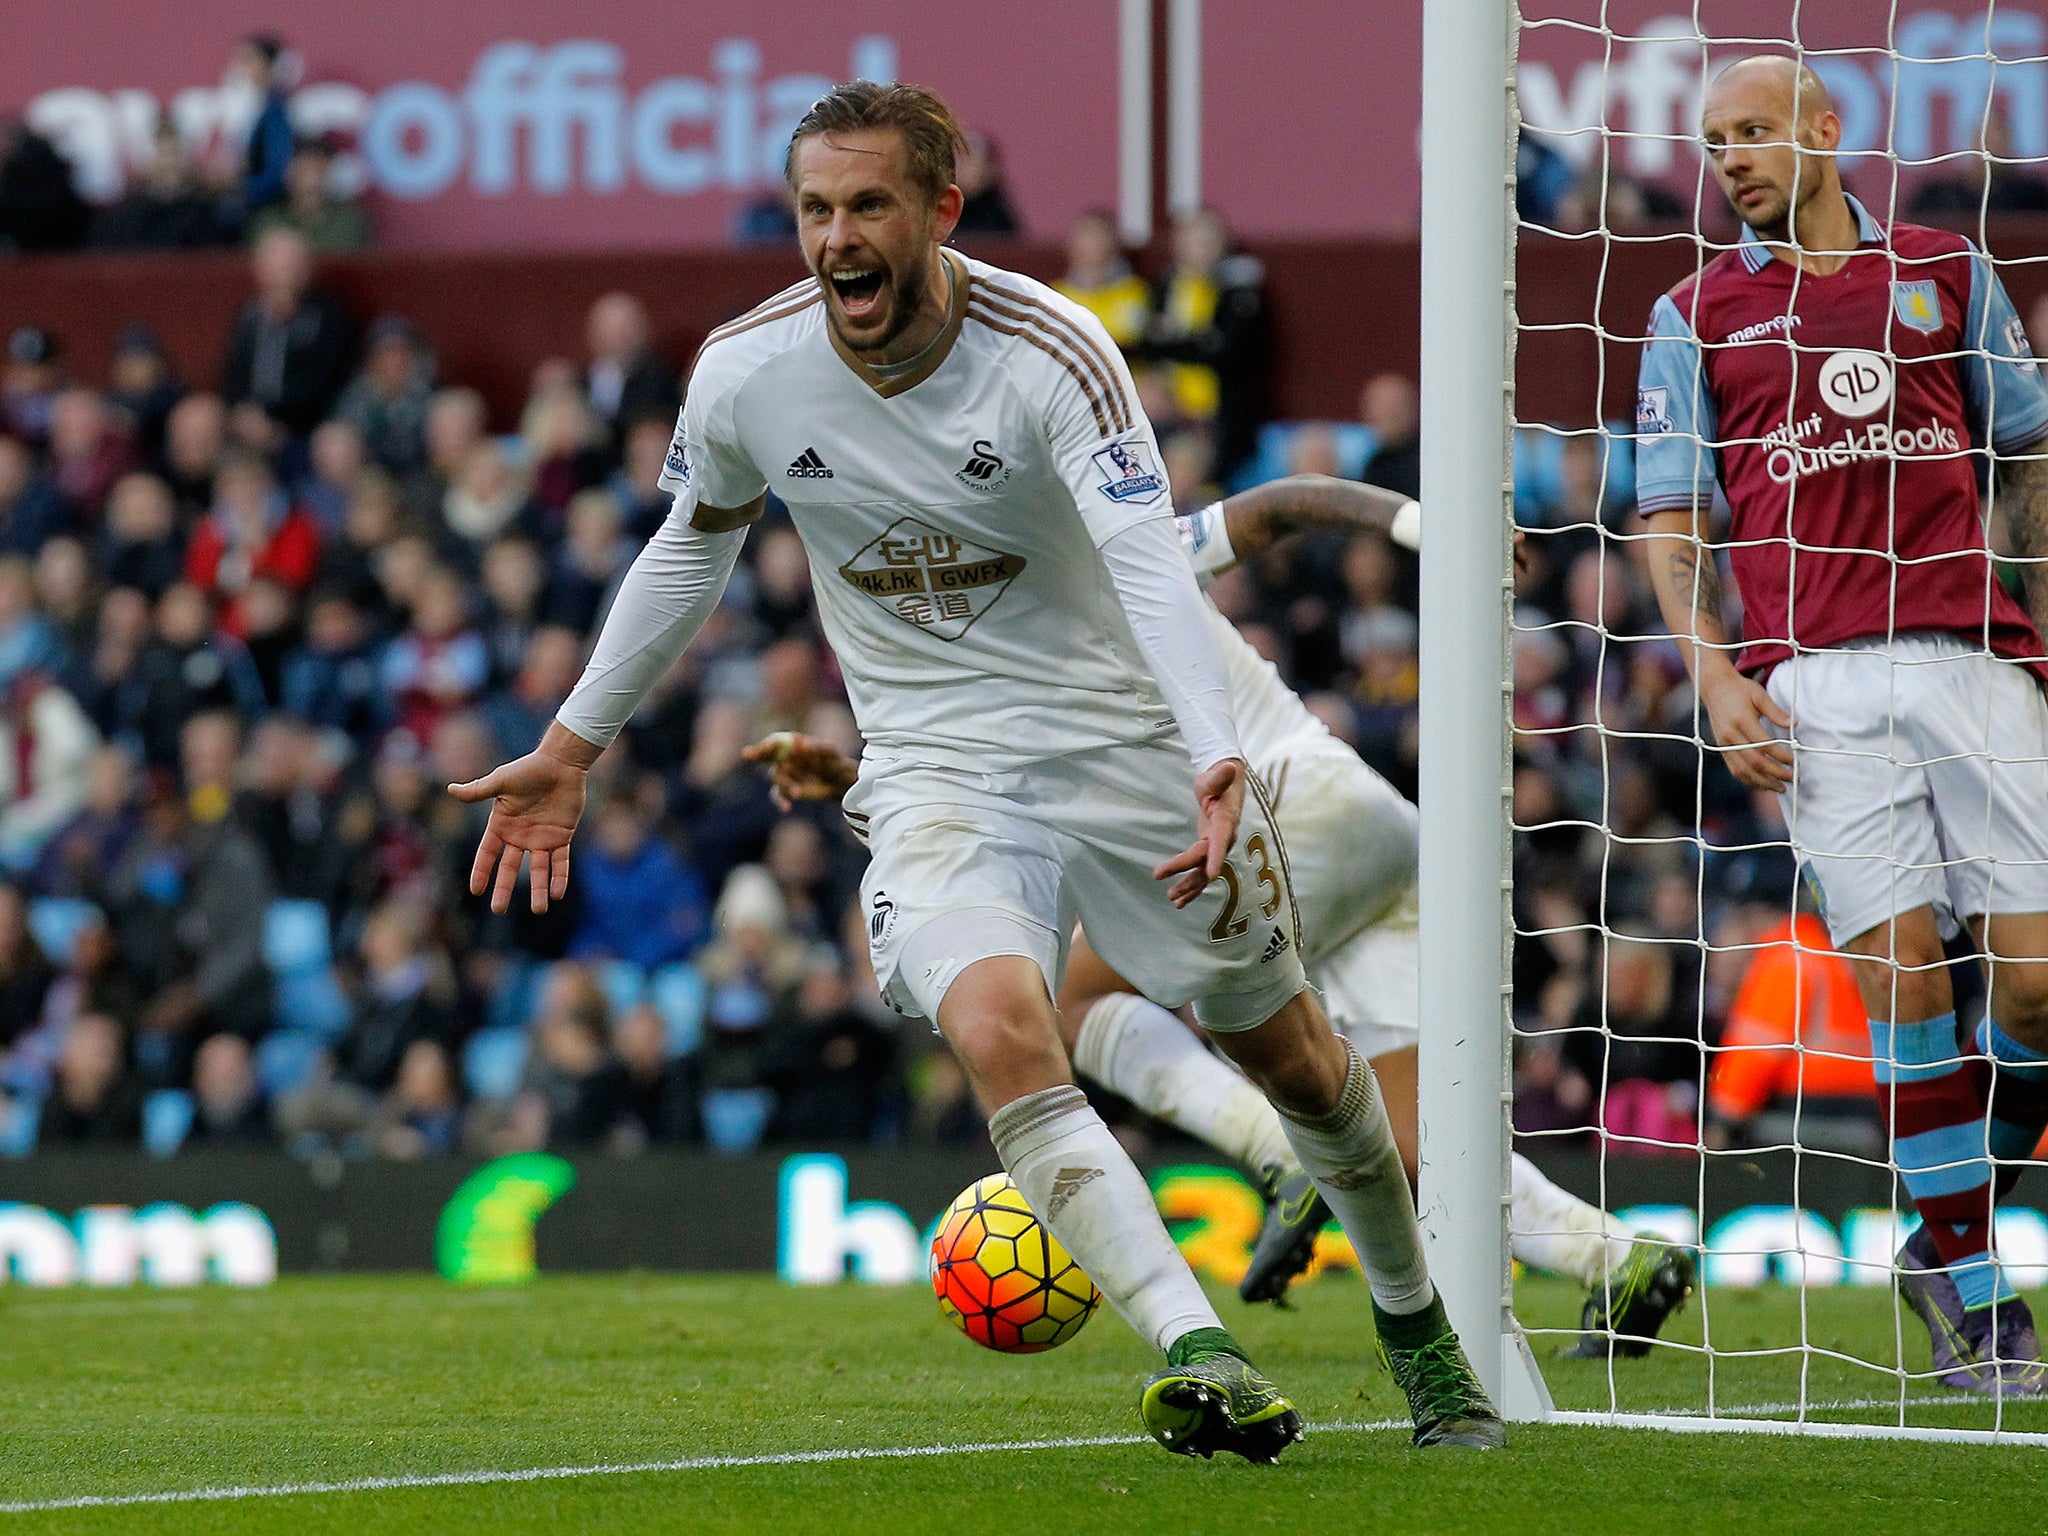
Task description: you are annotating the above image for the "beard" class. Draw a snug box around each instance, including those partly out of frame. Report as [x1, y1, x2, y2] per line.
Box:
[872, 255, 934, 354]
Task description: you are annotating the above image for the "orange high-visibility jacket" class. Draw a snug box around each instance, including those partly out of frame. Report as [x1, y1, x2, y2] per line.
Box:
[1707, 913, 1874, 1124]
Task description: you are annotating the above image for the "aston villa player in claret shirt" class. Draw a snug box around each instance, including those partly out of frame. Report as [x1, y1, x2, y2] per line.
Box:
[1635, 55, 2048, 1393]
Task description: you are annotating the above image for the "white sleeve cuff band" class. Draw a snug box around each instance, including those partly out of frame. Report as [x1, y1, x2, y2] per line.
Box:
[1390, 500, 1422, 551]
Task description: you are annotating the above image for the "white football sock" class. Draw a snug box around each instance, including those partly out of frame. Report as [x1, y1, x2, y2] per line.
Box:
[1509, 1152, 1636, 1286]
[1276, 1041, 1434, 1315]
[988, 1084, 1222, 1352]
[1072, 993, 1298, 1181]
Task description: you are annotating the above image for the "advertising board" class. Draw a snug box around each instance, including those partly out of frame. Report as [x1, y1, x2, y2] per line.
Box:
[1, 1149, 2036, 1293]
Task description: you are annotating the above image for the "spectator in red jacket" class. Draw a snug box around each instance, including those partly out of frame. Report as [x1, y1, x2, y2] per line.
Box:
[380, 564, 488, 744]
[184, 447, 320, 637]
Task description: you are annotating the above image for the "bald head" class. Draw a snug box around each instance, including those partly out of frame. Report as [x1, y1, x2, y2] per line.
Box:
[1708, 56, 1834, 130]
[1701, 53, 1847, 246]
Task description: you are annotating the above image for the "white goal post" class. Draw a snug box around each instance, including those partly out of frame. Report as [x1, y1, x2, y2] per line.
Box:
[1416, 0, 1553, 1424]
[1417, 0, 2048, 1445]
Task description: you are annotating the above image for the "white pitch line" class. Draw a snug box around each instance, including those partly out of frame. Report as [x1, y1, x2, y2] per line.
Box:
[0, 1423, 1412, 1516]
[1551, 1409, 2048, 1448]
[7, 1402, 2042, 1515]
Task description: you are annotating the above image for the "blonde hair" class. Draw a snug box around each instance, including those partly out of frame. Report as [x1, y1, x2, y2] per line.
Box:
[784, 81, 964, 206]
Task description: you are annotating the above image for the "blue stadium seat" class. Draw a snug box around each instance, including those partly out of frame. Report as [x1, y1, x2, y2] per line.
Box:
[1230, 421, 1380, 495]
[142, 1089, 195, 1158]
[254, 1031, 328, 1099]
[1602, 422, 1637, 503]
[701, 1087, 775, 1154]
[649, 963, 706, 1057]
[486, 957, 539, 1034]
[263, 900, 333, 975]
[26, 898, 100, 968]
[0, 1092, 40, 1158]
[1512, 426, 1566, 521]
[463, 1027, 528, 1101]
[275, 969, 352, 1041]
[1513, 423, 1638, 524]
[595, 959, 647, 1019]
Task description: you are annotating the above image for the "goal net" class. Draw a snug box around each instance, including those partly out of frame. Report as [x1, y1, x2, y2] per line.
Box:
[1419, 0, 2048, 1443]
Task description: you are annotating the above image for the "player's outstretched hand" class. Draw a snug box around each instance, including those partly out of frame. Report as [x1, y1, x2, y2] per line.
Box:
[1698, 668, 1795, 792]
[743, 731, 858, 810]
[448, 726, 595, 914]
[1154, 758, 1248, 908]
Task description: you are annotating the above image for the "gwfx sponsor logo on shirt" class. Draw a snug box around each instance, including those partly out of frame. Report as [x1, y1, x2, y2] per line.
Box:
[837, 518, 1026, 640]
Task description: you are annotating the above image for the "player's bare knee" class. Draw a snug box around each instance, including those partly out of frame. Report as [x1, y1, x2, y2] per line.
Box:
[1842, 922, 1952, 1023]
[1989, 961, 2048, 1046]
[1211, 992, 1349, 1117]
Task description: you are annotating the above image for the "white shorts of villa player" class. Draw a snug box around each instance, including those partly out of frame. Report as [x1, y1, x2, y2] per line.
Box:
[848, 735, 1309, 1034]
[1763, 632, 2048, 947]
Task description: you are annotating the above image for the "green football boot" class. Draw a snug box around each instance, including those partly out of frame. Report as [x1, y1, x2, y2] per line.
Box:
[1141, 1341, 1304, 1465]
[1565, 1239, 1698, 1360]
[1238, 1165, 1331, 1305]
[1374, 1295, 1507, 1449]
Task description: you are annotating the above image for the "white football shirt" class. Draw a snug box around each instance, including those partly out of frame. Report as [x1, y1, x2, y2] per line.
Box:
[1174, 501, 1337, 763]
[661, 251, 1191, 774]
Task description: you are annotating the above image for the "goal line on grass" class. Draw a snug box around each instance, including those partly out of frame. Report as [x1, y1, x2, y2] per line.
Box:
[3, 1407, 2039, 1515]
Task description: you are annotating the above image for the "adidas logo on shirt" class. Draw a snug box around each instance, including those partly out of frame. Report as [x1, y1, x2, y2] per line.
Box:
[786, 447, 834, 479]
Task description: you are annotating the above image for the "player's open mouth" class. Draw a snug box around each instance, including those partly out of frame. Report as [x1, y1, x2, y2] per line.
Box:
[829, 266, 887, 322]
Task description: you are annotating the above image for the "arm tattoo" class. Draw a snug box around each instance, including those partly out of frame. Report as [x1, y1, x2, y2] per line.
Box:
[1221, 476, 1405, 560]
[2000, 449, 2048, 642]
[1665, 543, 1726, 637]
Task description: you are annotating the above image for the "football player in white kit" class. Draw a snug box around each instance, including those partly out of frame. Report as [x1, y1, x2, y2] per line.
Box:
[450, 82, 1501, 1457]
[757, 473, 1698, 1359]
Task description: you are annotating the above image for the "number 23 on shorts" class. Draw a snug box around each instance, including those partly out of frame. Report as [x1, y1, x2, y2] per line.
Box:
[1208, 833, 1283, 942]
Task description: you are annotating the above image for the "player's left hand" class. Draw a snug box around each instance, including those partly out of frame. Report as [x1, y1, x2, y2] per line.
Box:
[1154, 758, 1247, 908]
[742, 731, 858, 810]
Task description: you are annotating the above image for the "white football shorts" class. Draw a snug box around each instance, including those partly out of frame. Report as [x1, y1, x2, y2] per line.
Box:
[846, 736, 1308, 1034]
[1764, 633, 2048, 948]
[1257, 742, 1421, 1058]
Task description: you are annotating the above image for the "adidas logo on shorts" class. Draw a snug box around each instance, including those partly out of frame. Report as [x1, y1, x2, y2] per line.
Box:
[786, 447, 834, 478]
[1260, 928, 1291, 964]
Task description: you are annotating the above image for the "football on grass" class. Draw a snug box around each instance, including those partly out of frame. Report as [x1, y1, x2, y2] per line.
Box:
[931, 1173, 1101, 1353]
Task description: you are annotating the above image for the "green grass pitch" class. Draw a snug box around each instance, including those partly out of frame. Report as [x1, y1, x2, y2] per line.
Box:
[3, 1273, 2047, 1534]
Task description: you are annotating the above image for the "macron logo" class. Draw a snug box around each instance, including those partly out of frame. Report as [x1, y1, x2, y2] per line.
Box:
[787, 447, 834, 479]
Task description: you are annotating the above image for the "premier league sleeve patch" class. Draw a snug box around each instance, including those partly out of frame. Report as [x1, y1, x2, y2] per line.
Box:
[1090, 440, 1166, 505]
[661, 427, 692, 490]
[2004, 314, 2040, 374]
[1636, 386, 1672, 435]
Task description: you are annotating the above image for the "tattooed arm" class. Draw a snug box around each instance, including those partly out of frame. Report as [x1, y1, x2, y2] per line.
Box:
[1644, 504, 1793, 792]
[1218, 474, 1415, 561]
[1997, 437, 2048, 644]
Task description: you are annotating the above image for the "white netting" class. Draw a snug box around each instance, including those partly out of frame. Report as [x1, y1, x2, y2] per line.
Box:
[1505, 0, 2048, 1438]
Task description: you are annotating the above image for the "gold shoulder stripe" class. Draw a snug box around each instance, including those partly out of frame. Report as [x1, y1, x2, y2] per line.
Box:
[702, 287, 821, 350]
[966, 303, 1111, 437]
[707, 276, 815, 336]
[692, 293, 821, 373]
[969, 288, 1129, 434]
[977, 279, 1134, 432]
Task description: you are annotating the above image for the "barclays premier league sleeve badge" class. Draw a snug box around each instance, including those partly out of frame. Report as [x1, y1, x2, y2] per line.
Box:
[1091, 440, 1166, 505]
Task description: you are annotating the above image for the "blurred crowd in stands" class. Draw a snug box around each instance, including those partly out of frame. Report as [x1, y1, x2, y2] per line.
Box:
[1, 36, 372, 256]
[2, 53, 1971, 1167]
[0, 195, 1312, 1162]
